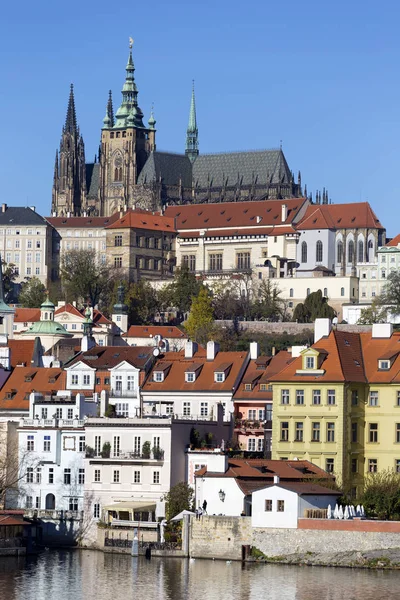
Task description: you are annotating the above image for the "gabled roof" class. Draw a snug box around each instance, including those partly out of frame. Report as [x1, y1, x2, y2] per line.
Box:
[255, 482, 341, 496]
[296, 202, 384, 231]
[234, 351, 294, 400]
[65, 346, 153, 370]
[137, 151, 193, 187]
[0, 367, 66, 411]
[105, 209, 176, 233]
[143, 349, 248, 393]
[165, 198, 307, 233]
[8, 340, 37, 368]
[46, 213, 120, 228]
[122, 325, 187, 339]
[359, 331, 400, 383]
[385, 234, 400, 247]
[269, 330, 366, 384]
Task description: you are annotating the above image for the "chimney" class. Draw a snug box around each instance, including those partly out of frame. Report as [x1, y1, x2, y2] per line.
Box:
[273, 475, 280, 484]
[314, 318, 332, 344]
[256, 215, 262, 224]
[52, 211, 56, 217]
[1, 203, 6, 213]
[206, 341, 220, 360]
[250, 341, 258, 360]
[372, 323, 393, 339]
[184, 341, 198, 359]
[281, 203, 288, 222]
[29, 206, 35, 212]
[271, 346, 276, 356]
[67, 211, 71, 218]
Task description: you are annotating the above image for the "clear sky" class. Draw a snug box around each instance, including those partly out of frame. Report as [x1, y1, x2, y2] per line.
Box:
[1, 0, 400, 235]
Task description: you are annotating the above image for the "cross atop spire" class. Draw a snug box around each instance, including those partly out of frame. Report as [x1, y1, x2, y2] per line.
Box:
[185, 81, 199, 163]
[65, 84, 78, 134]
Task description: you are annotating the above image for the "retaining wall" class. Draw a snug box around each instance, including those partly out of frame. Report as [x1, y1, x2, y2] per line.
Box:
[215, 321, 372, 335]
[189, 516, 252, 560]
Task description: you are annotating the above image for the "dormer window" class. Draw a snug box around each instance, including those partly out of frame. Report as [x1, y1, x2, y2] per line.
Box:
[244, 383, 252, 391]
[153, 372, 164, 382]
[215, 372, 225, 383]
[259, 384, 267, 391]
[306, 357, 315, 369]
[185, 372, 195, 383]
[379, 360, 390, 370]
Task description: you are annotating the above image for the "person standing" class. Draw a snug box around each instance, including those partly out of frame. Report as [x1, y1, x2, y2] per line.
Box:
[202, 500, 207, 515]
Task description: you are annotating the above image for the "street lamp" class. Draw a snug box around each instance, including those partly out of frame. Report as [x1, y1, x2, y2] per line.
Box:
[218, 489, 226, 502]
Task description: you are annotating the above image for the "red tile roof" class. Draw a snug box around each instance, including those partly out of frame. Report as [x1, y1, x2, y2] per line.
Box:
[122, 325, 187, 339]
[66, 346, 154, 370]
[55, 304, 83, 318]
[233, 351, 294, 400]
[14, 308, 40, 323]
[165, 198, 307, 233]
[0, 367, 66, 411]
[106, 209, 176, 233]
[143, 349, 248, 393]
[385, 234, 400, 247]
[296, 202, 383, 231]
[46, 213, 120, 228]
[8, 340, 36, 368]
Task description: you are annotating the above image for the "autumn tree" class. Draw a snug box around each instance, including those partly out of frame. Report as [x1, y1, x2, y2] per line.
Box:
[293, 290, 335, 323]
[357, 300, 387, 325]
[380, 271, 400, 316]
[60, 249, 116, 309]
[184, 287, 214, 344]
[18, 277, 46, 308]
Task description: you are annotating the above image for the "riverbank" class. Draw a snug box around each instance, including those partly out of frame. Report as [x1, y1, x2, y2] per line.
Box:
[251, 547, 400, 569]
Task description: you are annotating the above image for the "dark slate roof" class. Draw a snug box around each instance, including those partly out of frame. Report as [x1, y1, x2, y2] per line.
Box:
[0, 207, 49, 226]
[137, 152, 192, 187]
[192, 149, 292, 189]
[86, 163, 100, 199]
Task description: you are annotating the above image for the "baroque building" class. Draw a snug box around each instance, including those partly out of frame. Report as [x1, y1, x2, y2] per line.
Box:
[51, 42, 302, 217]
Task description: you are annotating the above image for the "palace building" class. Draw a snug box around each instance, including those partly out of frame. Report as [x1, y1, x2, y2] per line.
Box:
[51, 42, 303, 217]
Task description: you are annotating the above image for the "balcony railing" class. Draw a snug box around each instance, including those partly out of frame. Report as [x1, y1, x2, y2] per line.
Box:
[24, 509, 83, 520]
[234, 419, 272, 432]
[20, 418, 85, 428]
[87, 449, 165, 461]
[110, 389, 138, 398]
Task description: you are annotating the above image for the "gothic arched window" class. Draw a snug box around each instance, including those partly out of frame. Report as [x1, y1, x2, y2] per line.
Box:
[358, 240, 364, 263]
[348, 240, 354, 263]
[114, 155, 123, 182]
[337, 241, 343, 264]
[316, 240, 323, 263]
[301, 241, 307, 263]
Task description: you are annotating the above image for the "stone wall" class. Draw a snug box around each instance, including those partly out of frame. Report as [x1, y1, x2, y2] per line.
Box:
[190, 516, 252, 560]
[215, 321, 372, 335]
[252, 526, 400, 558]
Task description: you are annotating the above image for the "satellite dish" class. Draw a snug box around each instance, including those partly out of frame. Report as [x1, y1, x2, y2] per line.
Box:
[153, 348, 160, 357]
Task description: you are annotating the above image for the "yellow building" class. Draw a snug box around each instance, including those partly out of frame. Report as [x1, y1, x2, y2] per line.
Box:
[270, 320, 400, 497]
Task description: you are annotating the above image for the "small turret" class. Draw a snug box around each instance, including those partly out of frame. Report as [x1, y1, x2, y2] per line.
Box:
[112, 283, 129, 334]
[185, 81, 199, 163]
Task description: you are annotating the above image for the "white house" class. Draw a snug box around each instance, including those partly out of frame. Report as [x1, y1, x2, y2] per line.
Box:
[252, 481, 340, 529]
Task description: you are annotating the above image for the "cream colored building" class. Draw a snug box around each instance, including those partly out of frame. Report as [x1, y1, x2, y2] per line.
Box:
[0, 205, 58, 290]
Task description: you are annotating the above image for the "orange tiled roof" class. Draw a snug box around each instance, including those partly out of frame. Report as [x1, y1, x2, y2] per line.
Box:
[66, 345, 153, 370]
[0, 367, 66, 411]
[14, 308, 40, 323]
[106, 209, 176, 233]
[358, 331, 400, 383]
[385, 234, 400, 247]
[143, 349, 248, 392]
[8, 340, 36, 368]
[165, 198, 307, 233]
[46, 213, 120, 228]
[233, 351, 294, 400]
[296, 202, 383, 231]
[122, 325, 187, 339]
[55, 303, 83, 318]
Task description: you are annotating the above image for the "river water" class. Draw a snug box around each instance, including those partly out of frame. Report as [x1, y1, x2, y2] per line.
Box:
[0, 550, 399, 600]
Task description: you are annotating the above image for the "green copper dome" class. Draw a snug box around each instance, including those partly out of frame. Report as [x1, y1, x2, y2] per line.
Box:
[23, 320, 73, 337]
[41, 298, 55, 310]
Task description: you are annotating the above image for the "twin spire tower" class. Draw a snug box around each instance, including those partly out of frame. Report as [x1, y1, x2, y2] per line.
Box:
[51, 40, 198, 217]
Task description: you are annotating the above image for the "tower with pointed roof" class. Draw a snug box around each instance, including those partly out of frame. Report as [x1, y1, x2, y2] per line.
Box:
[99, 41, 156, 217]
[185, 83, 199, 163]
[52, 84, 87, 216]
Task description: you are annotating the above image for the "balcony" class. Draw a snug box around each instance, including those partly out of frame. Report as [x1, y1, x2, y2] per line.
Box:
[110, 389, 138, 398]
[19, 418, 85, 428]
[234, 419, 272, 433]
[86, 449, 165, 462]
[24, 509, 83, 520]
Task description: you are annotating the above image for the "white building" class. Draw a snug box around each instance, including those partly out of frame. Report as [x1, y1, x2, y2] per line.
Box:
[122, 325, 188, 351]
[252, 481, 340, 529]
[17, 391, 97, 513]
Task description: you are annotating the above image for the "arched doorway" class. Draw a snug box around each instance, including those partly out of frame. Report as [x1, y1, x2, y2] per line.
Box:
[45, 493, 55, 510]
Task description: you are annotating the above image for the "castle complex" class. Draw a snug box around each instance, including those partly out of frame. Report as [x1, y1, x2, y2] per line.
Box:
[51, 42, 303, 217]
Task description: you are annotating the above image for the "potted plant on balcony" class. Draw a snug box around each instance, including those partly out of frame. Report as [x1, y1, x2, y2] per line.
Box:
[153, 446, 164, 460]
[142, 441, 151, 459]
[85, 445, 95, 458]
[101, 442, 111, 458]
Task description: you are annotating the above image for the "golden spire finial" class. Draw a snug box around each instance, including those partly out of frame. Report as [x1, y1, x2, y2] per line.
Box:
[129, 37, 134, 49]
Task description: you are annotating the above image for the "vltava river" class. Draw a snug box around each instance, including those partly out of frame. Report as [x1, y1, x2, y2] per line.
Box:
[0, 550, 399, 600]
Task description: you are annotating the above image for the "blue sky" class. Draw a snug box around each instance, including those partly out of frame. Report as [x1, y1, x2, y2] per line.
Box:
[1, 0, 400, 235]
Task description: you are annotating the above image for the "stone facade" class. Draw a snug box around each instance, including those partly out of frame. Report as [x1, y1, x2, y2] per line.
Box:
[189, 516, 252, 560]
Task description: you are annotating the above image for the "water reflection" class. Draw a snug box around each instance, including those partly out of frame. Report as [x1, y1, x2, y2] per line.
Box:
[0, 550, 398, 600]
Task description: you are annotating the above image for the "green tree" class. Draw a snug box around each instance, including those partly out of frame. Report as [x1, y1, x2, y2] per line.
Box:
[380, 271, 400, 315]
[60, 248, 116, 309]
[126, 280, 159, 324]
[293, 290, 335, 323]
[2, 261, 18, 302]
[357, 300, 387, 325]
[184, 287, 214, 344]
[361, 469, 400, 520]
[168, 266, 203, 319]
[18, 277, 46, 308]
[164, 482, 194, 520]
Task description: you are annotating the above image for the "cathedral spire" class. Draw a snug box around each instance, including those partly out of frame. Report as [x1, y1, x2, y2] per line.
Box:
[65, 84, 78, 134]
[185, 81, 199, 163]
[107, 90, 114, 127]
[114, 39, 145, 128]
